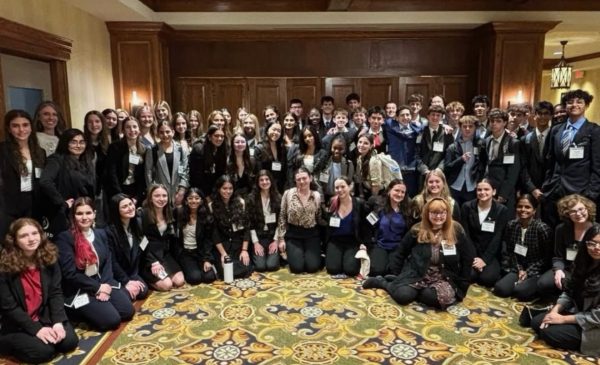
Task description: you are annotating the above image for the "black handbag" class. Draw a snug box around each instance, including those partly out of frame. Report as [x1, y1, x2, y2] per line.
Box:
[519, 305, 551, 327]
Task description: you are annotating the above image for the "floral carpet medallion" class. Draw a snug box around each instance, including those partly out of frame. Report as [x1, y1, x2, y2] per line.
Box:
[84, 269, 599, 365]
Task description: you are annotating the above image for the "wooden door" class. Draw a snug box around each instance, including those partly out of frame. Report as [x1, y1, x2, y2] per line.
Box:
[398, 76, 438, 106]
[286, 77, 321, 111]
[440, 76, 468, 104]
[174, 78, 211, 120]
[211, 78, 248, 120]
[361, 77, 397, 108]
[324, 77, 360, 107]
[248, 78, 287, 117]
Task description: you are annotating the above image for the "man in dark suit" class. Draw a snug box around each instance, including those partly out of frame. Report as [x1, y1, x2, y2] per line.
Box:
[416, 105, 455, 187]
[481, 108, 520, 217]
[542, 89, 600, 226]
[520, 101, 553, 201]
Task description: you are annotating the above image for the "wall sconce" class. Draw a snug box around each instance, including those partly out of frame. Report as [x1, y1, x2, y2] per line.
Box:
[550, 41, 572, 89]
[129, 91, 142, 115]
[507, 89, 524, 108]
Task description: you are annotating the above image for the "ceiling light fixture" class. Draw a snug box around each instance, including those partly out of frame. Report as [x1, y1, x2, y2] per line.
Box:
[550, 40, 572, 89]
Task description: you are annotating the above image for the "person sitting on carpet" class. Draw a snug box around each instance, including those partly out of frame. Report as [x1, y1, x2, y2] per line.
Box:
[55, 197, 134, 331]
[209, 175, 253, 279]
[494, 194, 552, 301]
[140, 184, 186, 291]
[324, 176, 369, 278]
[173, 188, 217, 284]
[363, 198, 475, 309]
[106, 194, 149, 301]
[531, 223, 600, 356]
[0, 218, 79, 364]
[365, 179, 413, 276]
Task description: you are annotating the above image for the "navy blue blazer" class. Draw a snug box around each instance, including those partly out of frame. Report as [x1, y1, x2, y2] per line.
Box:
[106, 223, 143, 285]
[0, 262, 68, 336]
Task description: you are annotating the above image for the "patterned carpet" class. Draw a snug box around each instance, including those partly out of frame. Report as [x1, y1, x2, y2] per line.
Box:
[2, 269, 599, 364]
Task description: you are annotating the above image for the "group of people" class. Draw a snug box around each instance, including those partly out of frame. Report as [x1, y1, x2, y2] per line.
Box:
[0, 89, 599, 362]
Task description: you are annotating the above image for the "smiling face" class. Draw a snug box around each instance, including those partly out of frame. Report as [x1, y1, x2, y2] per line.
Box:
[243, 117, 256, 135]
[186, 192, 201, 210]
[309, 109, 321, 125]
[368, 113, 384, 131]
[210, 129, 225, 146]
[303, 129, 315, 147]
[447, 108, 463, 124]
[294, 171, 311, 190]
[68, 135, 87, 156]
[86, 114, 103, 137]
[334, 113, 348, 129]
[15, 223, 41, 257]
[334, 179, 351, 199]
[535, 109, 552, 129]
[189, 115, 199, 131]
[139, 110, 154, 128]
[283, 114, 297, 130]
[158, 124, 174, 144]
[258, 174, 272, 191]
[74, 204, 95, 231]
[118, 198, 136, 219]
[331, 139, 345, 161]
[105, 112, 118, 130]
[385, 103, 397, 118]
[587, 234, 600, 260]
[321, 101, 334, 115]
[476, 181, 495, 202]
[516, 198, 535, 222]
[123, 119, 140, 140]
[426, 175, 443, 196]
[427, 112, 443, 129]
[9, 116, 32, 143]
[431, 96, 444, 108]
[428, 207, 448, 228]
[460, 121, 476, 140]
[565, 98, 587, 120]
[267, 123, 282, 142]
[473, 102, 489, 118]
[389, 183, 406, 205]
[352, 112, 366, 128]
[222, 110, 232, 124]
[156, 107, 169, 121]
[219, 182, 234, 201]
[357, 136, 372, 156]
[409, 101, 422, 115]
[233, 135, 247, 152]
[265, 108, 278, 124]
[489, 117, 506, 136]
[568, 202, 589, 224]
[39, 105, 58, 132]
[211, 114, 225, 129]
[151, 187, 169, 209]
[175, 116, 187, 135]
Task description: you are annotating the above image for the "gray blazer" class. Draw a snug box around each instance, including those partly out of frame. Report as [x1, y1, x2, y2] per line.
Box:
[558, 292, 600, 355]
[145, 141, 189, 199]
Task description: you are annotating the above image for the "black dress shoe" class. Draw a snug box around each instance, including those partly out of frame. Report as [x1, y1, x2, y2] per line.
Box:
[384, 274, 397, 282]
[362, 276, 387, 290]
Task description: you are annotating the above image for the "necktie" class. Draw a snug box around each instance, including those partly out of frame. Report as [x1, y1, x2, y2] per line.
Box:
[374, 133, 381, 147]
[538, 132, 544, 157]
[561, 126, 573, 155]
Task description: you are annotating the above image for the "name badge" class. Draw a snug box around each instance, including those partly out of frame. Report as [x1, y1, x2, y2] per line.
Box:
[473, 147, 479, 156]
[569, 146, 584, 159]
[503, 154, 515, 164]
[329, 217, 341, 227]
[433, 141, 444, 152]
[85, 264, 98, 277]
[265, 213, 277, 224]
[514, 244, 528, 256]
[349, 142, 356, 151]
[367, 212, 379, 225]
[272, 162, 282, 171]
[35, 167, 43, 178]
[73, 293, 90, 309]
[129, 153, 140, 165]
[416, 134, 423, 144]
[481, 221, 495, 232]
[139, 236, 149, 251]
[249, 148, 255, 157]
[566, 247, 577, 261]
[232, 224, 244, 232]
[319, 172, 329, 183]
[442, 243, 457, 256]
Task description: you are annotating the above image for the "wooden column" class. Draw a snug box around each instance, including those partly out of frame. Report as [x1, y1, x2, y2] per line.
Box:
[106, 22, 172, 112]
[474, 22, 559, 108]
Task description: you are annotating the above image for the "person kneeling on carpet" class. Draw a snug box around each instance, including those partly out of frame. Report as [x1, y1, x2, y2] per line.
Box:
[363, 198, 475, 309]
[0, 218, 79, 364]
[531, 223, 600, 356]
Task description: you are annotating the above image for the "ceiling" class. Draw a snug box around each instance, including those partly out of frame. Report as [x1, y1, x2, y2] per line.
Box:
[64, 0, 600, 69]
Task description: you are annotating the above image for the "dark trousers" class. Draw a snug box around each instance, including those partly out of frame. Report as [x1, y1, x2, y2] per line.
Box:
[531, 312, 581, 352]
[213, 239, 253, 279]
[470, 258, 501, 287]
[66, 287, 135, 331]
[325, 238, 360, 276]
[286, 235, 322, 274]
[179, 249, 217, 285]
[450, 186, 476, 210]
[537, 269, 570, 299]
[252, 237, 280, 272]
[0, 191, 33, 240]
[402, 170, 419, 198]
[369, 246, 396, 276]
[0, 322, 78, 364]
[387, 283, 442, 308]
[494, 272, 539, 301]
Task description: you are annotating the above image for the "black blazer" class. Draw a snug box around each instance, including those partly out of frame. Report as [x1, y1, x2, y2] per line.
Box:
[140, 210, 177, 270]
[481, 133, 520, 201]
[416, 127, 454, 175]
[189, 141, 228, 197]
[104, 140, 147, 203]
[106, 223, 143, 285]
[0, 262, 68, 335]
[246, 192, 280, 241]
[39, 153, 95, 208]
[551, 222, 579, 272]
[55, 228, 119, 303]
[444, 136, 483, 186]
[324, 197, 370, 245]
[519, 130, 550, 194]
[388, 223, 476, 301]
[173, 207, 214, 263]
[542, 120, 600, 201]
[254, 142, 287, 192]
[460, 199, 509, 263]
[0, 142, 46, 215]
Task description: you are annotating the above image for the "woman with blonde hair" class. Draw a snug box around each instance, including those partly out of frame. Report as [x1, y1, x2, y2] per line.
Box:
[135, 105, 157, 148]
[412, 168, 460, 221]
[187, 110, 203, 142]
[364, 198, 475, 309]
[154, 100, 172, 123]
[0, 218, 79, 364]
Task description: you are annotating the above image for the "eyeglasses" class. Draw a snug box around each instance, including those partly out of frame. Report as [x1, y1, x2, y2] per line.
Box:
[429, 211, 448, 217]
[69, 140, 86, 146]
[568, 207, 587, 216]
[586, 241, 600, 249]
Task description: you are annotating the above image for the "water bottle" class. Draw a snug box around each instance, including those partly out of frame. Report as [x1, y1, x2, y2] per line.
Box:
[223, 256, 234, 284]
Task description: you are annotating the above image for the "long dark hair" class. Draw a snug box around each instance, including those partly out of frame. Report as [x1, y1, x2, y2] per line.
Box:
[358, 134, 374, 181]
[83, 110, 110, 154]
[384, 179, 412, 217]
[210, 175, 247, 228]
[204, 125, 228, 170]
[3, 109, 45, 175]
[55, 128, 95, 172]
[102, 108, 121, 142]
[177, 187, 209, 229]
[108, 193, 142, 240]
[173, 112, 192, 146]
[228, 132, 253, 176]
[249, 170, 281, 214]
[262, 122, 286, 161]
[299, 125, 322, 154]
[569, 223, 600, 299]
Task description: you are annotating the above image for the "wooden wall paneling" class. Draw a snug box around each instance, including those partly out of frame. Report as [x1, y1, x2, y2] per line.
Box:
[440, 76, 468, 104]
[324, 78, 360, 107]
[0, 64, 4, 140]
[360, 77, 397, 108]
[248, 78, 287, 117]
[174, 78, 211, 126]
[49, 60, 71, 126]
[398, 76, 438, 106]
[286, 78, 322, 112]
[113, 41, 154, 111]
[210, 78, 248, 121]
